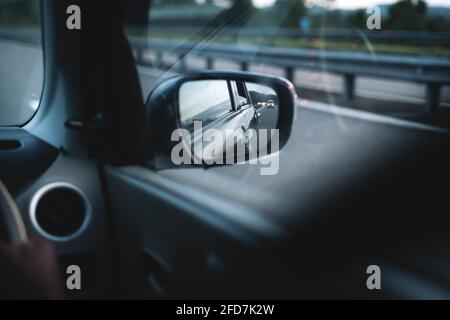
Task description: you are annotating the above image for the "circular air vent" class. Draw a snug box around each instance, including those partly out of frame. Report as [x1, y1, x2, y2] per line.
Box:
[30, 182, 91, 241]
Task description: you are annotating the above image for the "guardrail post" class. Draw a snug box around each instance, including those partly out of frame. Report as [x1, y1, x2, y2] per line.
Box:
[206, 57, 214, 70]
[426, 83, 441, 113]
[241, 62, 249, 72]
[343, 74, 355, 101]
[136, 49, 147, 65]
[156, 51, 163, 68]
[285, 67, 294, 83]
[135, 49, 141, 64]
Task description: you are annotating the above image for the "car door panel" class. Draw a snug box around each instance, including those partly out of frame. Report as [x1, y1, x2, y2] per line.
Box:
[104, 165, 284, 298]
[106, 105, 450, 299]
[13, 153, 115, 298]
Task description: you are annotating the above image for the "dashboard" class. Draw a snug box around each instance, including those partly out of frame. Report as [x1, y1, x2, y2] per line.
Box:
[0, 127, 113, 298]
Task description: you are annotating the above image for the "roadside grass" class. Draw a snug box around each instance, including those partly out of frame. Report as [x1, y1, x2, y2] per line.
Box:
[128, 32, 450, 58]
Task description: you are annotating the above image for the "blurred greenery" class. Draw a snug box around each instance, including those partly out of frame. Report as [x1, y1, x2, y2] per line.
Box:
[347, 0, 450, 32]
[271, 0, 307, 28]
[1, 0, 448, 32]
[0, 0, 448, 56]
[126, 0, 449, 57]
[386, 0, 427, 31]
[125, 32, 450, 57]
[0, 0, 39, 26]
[142, 0, 450, 31]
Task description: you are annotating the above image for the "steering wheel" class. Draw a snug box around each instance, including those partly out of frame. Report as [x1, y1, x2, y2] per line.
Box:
[0, 180, 28, 245]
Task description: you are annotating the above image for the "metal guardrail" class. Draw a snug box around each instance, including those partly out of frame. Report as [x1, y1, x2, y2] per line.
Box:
[130, 37, 450, 112]
[129, 26, 450, 47]
[1, 28, 449, 112]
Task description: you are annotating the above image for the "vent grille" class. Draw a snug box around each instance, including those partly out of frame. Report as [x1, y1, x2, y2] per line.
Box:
[30, 183, 90, 241]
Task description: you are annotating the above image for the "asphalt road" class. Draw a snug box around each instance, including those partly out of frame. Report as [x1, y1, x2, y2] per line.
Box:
[0, 40, 43, 126]
[1, 39, 449, 224]
[2, 40, 450, 289]
[135, 64, 450, 221]
[1, 38, 449, 127]
[157, 98, 450, 226]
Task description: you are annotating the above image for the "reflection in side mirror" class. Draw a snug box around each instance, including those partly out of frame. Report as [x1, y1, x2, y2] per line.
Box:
[144, 71, 296, 175]
[178, 79, 280, 164]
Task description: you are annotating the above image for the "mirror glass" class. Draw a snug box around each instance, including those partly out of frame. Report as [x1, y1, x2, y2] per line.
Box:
[178, 79, 280, 164]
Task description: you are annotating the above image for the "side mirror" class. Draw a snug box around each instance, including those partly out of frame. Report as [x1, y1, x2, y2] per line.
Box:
[144, 71, 296, 169]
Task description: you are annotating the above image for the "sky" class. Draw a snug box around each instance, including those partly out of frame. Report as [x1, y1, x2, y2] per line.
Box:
[252, 0, 450, 9]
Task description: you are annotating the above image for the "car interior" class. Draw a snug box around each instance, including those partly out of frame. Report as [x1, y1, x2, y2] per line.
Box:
[0, 0, 450, 300]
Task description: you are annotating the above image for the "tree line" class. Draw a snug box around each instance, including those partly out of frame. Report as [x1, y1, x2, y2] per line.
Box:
[1, 0, 448, 32]
[134, 0, 450, 32]
[0, 0, 40, 26]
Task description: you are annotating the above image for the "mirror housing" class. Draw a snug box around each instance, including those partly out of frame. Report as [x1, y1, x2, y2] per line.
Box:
[143, 71, 296, 168]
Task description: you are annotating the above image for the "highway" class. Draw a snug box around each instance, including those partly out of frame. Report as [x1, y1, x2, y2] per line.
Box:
[0, 40, 450, 125]
[1, 39, 450, 220]
[1, 39, 450, 127]
[0, 40, 43, 126]
[128, 60, 450, 224]
[137, 56, 450, 108]
[1, 39, 449, 135]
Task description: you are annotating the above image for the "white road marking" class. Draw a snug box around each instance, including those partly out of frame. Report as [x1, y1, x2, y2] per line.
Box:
[303, 100, 450, 134]
[137, 65, 450, 135]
